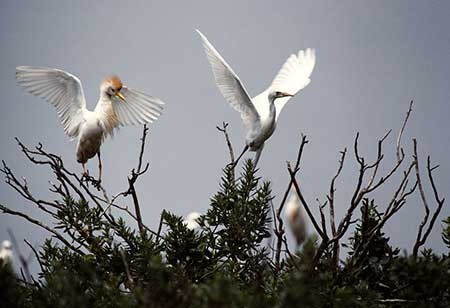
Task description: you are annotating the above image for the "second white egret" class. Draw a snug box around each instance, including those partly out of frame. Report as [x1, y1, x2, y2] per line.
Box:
[197, 30, 316, 165]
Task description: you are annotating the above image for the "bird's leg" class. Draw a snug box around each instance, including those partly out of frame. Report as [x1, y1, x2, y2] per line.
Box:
[97, 151, 102, 183]
[82, 163, 88, 177]
[253, 144, 264, 167]
[81, 163, 90, 184]
[228, 145, 249, 168]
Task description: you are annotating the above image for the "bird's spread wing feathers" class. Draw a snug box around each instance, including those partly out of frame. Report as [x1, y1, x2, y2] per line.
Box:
[196, 30, 260, 131]
[16, 66, 87, 138]
[253, 48, 316, 121]
[271, 48, 316, 95]
[110, 87, 164, 126]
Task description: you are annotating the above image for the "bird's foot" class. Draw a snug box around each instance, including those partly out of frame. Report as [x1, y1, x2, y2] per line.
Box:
[91, 178, 102, 190]
[81, 172, 102, 190]
[226, 161, 237, 169]
[81, 170, 90, 182]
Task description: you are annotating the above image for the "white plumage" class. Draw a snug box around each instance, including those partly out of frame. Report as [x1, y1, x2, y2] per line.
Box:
[252, 48, 316, 122]
[197, 29, 316, 165]
[0, 240, 13, 264]
[16, 67, 164, 180]
[183, 212, 201, 230]
[285, 190, 307, 246]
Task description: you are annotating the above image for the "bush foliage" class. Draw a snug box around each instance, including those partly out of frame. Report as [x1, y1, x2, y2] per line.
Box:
[0, 114, 449, 307]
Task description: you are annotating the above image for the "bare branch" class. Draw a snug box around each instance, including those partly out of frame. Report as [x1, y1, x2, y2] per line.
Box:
[396, 101, 413, 162]
[412, 139, 430, 256]
[274, 134, 309, 272]
[350, 161, 417, 268]
[337, 131, 405, 242]
[119, 248, 134, 286]
[137, 124, 149, 173]
[104, 200, 158, 237]
[412, 151, 445, 257]
[0, 204, 84, 255]
[422, 156, 445, 241]
[327, 148, 347, 266]
[217, 122, 235, 165]
[327, 149, 347, 238]
[290, 168, 327, 241]
[317, 198, 328, 238]
[320, 102, 416, 263]
[294, 134, 309, 170]
[1, 160, 59, 218]
[7, 229, 32, 283]
[120, 125, 151, 235]
[156, 211, 164, 243]
[366, 129, 391, 188]
[354, 132, 364, 165]
[24, 239, 45, 275]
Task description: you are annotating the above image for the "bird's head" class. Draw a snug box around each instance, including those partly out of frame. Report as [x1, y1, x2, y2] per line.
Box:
[101, 75, 127, 102]
[269, 91, 293, 102]
[1, 240, 12, 250]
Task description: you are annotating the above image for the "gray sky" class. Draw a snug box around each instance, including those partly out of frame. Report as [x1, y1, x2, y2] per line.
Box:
[1, 0, 449, 271]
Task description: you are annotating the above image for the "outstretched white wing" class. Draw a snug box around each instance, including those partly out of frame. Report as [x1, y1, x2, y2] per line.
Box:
[110, 87, 164, 126]
[253, 48, 316, 121]
[196, 29, 260, 132]
[16, 66, 87, 138]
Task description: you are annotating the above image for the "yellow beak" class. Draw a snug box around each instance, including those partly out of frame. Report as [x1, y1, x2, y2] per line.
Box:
[115, 91, 127, 102]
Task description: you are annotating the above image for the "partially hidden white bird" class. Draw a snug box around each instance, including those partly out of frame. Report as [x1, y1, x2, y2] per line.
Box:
[0, 240, 13, 264]
[183, 212, 201, 230]
[16, 67, 164, 181]
[196, 30, 316, 165]
[285, 189, 307, 246]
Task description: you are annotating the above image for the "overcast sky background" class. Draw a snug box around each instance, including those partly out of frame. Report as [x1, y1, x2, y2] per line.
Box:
[1, 0, 449, 272]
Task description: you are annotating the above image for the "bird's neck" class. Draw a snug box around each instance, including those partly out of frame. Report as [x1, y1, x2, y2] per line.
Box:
[267, 96, 277, 124]
[95, 96, 119, 135]
[96, 92, 114, 111]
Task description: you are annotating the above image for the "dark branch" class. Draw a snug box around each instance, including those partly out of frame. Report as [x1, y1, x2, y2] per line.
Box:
[412, 146, 445, 257]
[396, 101, 413, 162]
[217, 122, 235, 165]
[274, 134, 309, 272]
[1, 204, 84, 255]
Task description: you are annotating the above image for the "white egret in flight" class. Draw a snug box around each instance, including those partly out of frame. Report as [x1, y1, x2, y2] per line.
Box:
[285, 189, 307, 246]
[183, 212, 201, 230]
[16, 67, 164, 181]
[0, 240, 13, 264]
[196, 30, 315, 165]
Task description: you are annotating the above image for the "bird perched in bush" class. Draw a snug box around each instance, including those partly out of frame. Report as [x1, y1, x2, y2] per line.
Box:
[0, 240, 13, 265]
[16, 67, 165, 181]
[285, 189, 307, 246]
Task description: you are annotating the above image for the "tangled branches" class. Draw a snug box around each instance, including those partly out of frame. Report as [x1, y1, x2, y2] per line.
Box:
[0, 125, 158, 258]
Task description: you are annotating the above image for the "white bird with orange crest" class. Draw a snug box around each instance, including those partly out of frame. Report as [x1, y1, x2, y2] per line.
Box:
[16, 67, 164, 181]
[197, 30, 316, 166]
